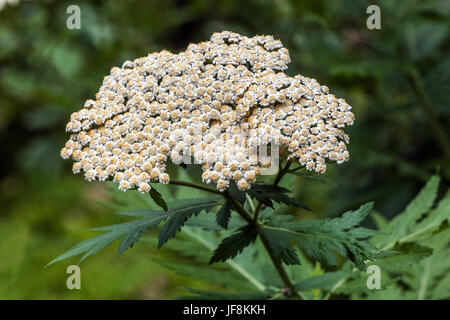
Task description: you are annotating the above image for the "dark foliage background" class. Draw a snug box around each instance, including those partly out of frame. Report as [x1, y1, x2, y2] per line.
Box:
[0, 0, 448, 298]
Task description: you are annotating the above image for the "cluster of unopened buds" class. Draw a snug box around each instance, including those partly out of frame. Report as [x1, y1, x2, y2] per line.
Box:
[61, 31, 354, 192]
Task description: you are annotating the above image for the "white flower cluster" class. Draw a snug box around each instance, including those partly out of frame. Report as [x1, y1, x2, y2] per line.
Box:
[61, 31, 354, 192]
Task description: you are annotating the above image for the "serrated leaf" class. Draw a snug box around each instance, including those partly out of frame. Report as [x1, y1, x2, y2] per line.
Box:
[228, 182, 247, 204]
[158, 197, 223, 248]
[375, 175, 444, 249]
[174, 227, 267, 292]
[149, 185, 168, 211]
[412, 191, 450, 238]
[186, 212, 246, 231]
[46, 211, 170, 266]
[247, 184, 311, 211]
[268, 193, 312, 211]
[147, 226, 268, 292]
[374, 242, 433, 273]
[259, 228, 301, 265]
[216, 202, 232, 229]
[48, 197, 223, 266]
[329, 177, 449, 299]
[209, 225, 258, 264]
[330, 202, 374, 230]
[264, 202, 380, 271]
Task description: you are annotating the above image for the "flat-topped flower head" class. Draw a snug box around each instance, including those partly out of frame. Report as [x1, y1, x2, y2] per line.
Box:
[61, 31, 354, 192]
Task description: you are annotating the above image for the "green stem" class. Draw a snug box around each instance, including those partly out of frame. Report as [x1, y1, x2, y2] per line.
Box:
[225, 196, 303, 299]
[222, 190, 255, 225]
[258, 231, 303, 299]
[169, 180, 223, 195]
[254, 160, 291, 221]
[273, 161, 292, 186]
[171, 175, 303, 299]
[252, 161, 304, 298]
[253, 202, 264, 222]
[255, 160, 303, 299]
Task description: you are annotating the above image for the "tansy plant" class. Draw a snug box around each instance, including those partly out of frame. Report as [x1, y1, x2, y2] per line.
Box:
[50, 31, 450, 300]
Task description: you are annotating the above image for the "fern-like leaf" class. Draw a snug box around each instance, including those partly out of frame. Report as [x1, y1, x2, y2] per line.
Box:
[374, 175, 442, 249]
[263, 202, 380, 270]
[47, 197, 223, 266]
[259, 228, 301, 265]
[149, 185, 168, 211]
[209, 225, 258, 264]
[157, 197, 224, 248]
[332, 175, 450, 299]
[216, 202, 232, 229]
[247, 184, 311, 211]
[47, 211, 169, 266]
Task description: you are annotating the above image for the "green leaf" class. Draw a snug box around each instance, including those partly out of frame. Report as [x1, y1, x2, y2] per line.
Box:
[228, 182, 247, 204]
[151, 258, 254, 290]
[186, 212, 245, 231]
[149, 185, 168, 211]
[259, 228, 301, 265]
[432, 273, 450, 299]
[374, 175, 444, 249]
[47, 197, 223, 266]
[158, 197, 223, 248]
[143, 226, 269, 292]
[409, 228, 450, 300]
[294, 270, 350, 291]
[264, 202, 380, 270]
[209, 225, 258, 264]
[247, 184, 311, 211]
[330, 202, 374, 230]
[412, 191, 450, 238]
[46, 211, 170, 266]
[375, 242, 433, 273]
[331, 177, 449, 299]
[165, 226, 268, 291]
[216, 202, 232, 229]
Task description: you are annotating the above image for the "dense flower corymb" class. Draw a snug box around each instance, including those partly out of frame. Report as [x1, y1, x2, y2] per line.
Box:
[61, 31, 354, 192]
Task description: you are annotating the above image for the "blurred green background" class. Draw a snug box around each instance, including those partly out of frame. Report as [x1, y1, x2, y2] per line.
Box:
[0, 0, 448, 299]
